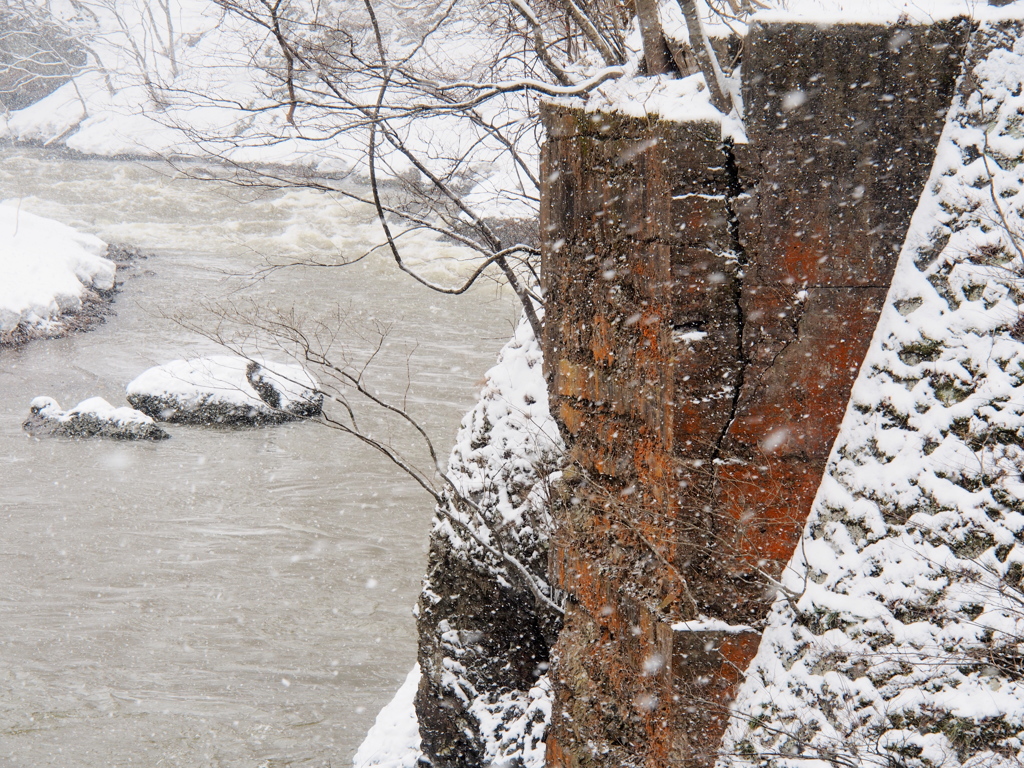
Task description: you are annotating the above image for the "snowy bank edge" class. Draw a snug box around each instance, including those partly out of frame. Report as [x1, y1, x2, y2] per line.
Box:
[0, 202, 121, 346]
[352, 665, 422, 768]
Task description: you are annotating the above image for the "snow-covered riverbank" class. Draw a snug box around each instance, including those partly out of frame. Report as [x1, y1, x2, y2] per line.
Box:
[0, 202, 119, 346]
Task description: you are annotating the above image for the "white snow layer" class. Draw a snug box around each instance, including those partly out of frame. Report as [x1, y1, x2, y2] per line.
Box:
[352, 665, 423, 768]
[0, 202, 113, 340]
[581, 71, 748, 143]
[354, 312, 563, 767]
[722, 21, 1024, 768]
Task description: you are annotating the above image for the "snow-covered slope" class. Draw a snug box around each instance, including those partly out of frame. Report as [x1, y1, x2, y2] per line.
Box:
[722, 21, 1024, 768]
[0, 201, 114, 344]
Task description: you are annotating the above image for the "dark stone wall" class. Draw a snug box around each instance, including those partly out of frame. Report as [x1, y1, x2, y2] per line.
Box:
[540, 19, 969, 768]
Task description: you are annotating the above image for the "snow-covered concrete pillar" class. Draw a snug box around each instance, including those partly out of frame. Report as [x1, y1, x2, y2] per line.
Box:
[540, 18, 968, 768]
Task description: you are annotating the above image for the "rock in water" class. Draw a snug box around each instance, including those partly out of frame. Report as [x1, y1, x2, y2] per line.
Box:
[245, 361, 322, 418]
[126, 355, 322, 426]
[23, 396, 169, 440]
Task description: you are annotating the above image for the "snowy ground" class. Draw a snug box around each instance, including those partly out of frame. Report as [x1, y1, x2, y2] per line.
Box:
[0, 201, 114, 344]
[352, 666, 423, 768]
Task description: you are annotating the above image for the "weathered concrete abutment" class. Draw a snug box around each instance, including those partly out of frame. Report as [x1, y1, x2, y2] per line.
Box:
[540, 19, 968, 768]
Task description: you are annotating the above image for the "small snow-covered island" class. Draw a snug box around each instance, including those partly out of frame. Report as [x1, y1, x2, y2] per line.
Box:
[24, 396, 169, 440]
[6, 0, 1024, 767]
[126, 356, 323, 426]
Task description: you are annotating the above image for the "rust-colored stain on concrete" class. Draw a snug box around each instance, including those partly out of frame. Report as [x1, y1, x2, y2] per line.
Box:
[540, 19, 968, 768]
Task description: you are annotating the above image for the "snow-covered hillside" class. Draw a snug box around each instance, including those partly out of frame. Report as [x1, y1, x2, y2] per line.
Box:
[0, 0, 549, 217]
[723, 21, 1024, 768]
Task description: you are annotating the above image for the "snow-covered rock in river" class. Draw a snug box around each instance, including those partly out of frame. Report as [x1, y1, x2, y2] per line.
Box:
[0, 202, 116, 345]
[126, 355, 322, 426]
[23, 396, 169, 440]
[722, 21, 1024, 768]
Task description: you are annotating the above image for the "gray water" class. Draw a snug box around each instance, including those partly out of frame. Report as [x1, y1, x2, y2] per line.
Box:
[0, 147, 518, 766]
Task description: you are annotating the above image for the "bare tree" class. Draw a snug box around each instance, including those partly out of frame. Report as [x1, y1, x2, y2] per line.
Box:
[133, 0, 755, 342]
[175, 299, 564, 613]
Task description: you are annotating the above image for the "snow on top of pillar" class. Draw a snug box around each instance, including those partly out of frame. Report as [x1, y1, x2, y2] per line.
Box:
[576, 71, 747, 142]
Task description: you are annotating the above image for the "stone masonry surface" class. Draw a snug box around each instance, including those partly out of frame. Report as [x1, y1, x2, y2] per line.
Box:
[540, 20, 968, 768]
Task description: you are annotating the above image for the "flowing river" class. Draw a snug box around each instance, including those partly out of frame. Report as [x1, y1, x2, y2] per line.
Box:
[0, 146, 519, 766]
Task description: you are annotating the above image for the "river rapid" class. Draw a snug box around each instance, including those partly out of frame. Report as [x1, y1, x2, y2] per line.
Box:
[0, 146, 519, 766]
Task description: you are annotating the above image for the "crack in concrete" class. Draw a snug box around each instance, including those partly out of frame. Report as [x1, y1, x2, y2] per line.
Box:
[711, 138, 750, 465]
[759, 295, 810, 391]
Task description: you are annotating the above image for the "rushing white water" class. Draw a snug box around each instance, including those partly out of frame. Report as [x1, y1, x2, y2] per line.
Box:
[0, 146, 519, 766]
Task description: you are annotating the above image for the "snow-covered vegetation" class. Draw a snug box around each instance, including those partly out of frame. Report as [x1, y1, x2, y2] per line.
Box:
[425, 315, 561, 768]
[722, 21, 1024, 768]
[0, 201, 115, 345]
[357, 314, 562, 768]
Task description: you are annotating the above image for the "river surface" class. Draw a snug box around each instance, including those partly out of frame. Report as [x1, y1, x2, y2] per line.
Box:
[0, 146, 519, 766]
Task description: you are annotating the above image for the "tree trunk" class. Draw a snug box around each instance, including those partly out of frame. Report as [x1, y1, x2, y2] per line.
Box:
[635, 0, 676, 75]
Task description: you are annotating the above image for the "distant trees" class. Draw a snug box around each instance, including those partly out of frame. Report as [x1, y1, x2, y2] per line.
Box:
[0, 2, 86, 110]
[1, 0, 194, 119]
